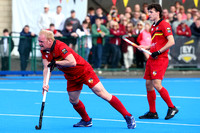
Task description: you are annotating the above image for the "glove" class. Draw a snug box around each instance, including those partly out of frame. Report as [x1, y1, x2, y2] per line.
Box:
[47, 60, 56, 72]
[151, 51, 161, 58]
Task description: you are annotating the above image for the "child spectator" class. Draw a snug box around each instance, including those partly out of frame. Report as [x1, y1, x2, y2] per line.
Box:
[137, 22, 151, 61]
[0, 29, 14, 71]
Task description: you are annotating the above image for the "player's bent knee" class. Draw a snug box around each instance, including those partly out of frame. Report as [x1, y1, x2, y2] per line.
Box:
[69, 97, 79, 105]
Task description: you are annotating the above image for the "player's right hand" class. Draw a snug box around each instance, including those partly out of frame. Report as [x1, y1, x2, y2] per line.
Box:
[47, 60, 56, 72]
[42, 85, 49, 95]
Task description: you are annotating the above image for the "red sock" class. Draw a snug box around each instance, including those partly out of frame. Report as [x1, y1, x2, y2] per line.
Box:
[147, 90, 156, 113]
[109, 95, 131, 117]
[73, 100, 90, 122]
[158, 87, 174, 108]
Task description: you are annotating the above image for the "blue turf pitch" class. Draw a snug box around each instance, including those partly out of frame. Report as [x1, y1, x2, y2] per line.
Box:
[0, 76, 200, 133]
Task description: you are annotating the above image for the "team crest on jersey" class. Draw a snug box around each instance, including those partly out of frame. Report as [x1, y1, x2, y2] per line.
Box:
[151, 28, 154, 31]
[62, 48, 68, 54]
[167, 27, 171, 33]
[153, 71, 157, 76]
[88, 78, 93, 84]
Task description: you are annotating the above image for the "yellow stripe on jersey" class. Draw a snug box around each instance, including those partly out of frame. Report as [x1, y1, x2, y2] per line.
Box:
[151, 33, 163, 41]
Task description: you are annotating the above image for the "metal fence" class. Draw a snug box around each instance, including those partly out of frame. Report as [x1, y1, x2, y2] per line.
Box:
[0, 35, 200, 75]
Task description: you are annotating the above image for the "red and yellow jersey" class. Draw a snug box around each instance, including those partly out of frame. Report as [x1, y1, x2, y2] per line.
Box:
[150, 19, 173, 59]
[41, 40, 93, 80]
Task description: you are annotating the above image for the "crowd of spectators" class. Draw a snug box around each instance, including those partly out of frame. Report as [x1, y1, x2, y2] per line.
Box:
[1, 1, 200, 72]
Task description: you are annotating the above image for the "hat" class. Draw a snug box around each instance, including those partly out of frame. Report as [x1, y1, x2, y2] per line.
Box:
[44, 4, 49, 8]
[71, 10, 75, 13]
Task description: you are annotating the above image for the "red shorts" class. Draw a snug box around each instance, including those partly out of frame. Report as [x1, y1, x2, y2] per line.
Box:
[66, 70, 100, 92]
[144, 58, 168, 80]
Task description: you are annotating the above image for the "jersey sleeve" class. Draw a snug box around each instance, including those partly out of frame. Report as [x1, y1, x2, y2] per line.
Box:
[162, 22, 173, 37]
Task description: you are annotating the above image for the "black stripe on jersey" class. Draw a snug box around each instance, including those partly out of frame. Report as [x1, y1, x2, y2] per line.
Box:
[151, 30, 162, 37]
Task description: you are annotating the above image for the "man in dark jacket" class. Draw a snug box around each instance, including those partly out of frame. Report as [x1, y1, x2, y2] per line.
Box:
[190, 17, 200, 37]
[18, 25, 35, 71]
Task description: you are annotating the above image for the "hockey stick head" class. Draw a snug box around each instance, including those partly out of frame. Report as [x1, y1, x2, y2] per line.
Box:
[35, 125, 41, 130]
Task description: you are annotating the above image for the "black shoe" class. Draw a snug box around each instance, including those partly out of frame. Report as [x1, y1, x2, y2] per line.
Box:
[165, 106, 179, 120]
[139, 111, 159, 119]
[73, 118, 92, 127]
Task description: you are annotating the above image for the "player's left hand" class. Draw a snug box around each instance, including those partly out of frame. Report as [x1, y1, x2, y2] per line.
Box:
[151, 51, 161, 58]
[47, 60, 56, 72]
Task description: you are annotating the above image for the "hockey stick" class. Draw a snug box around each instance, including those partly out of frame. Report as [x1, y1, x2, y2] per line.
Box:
[122, 35, 152, 55]
[35, 67, 50, 130]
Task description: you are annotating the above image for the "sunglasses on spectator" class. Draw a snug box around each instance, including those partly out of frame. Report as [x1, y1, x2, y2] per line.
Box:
[137, 24, 143, 26]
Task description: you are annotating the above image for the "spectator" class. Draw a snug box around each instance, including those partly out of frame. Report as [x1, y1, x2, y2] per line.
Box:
[176, 21, 191, 37]
[142, 3, 149, 20]
[162, 9, 169, 20]
[185, 12, 193, 27]
[119, 16, 129, 34]
[125, 6, 132, 14]
[52, 5, 65, 30]
[135, 21, 145, 68]
[85, 16, 92, 30]
[131, 12, 140, 25]
[46, 23, 63, 37]
[137, 22, 151, 61]
[179, 6, 187, 20]
[76, 20, 92, 62]
[91, 17, 109, 71]
[134, 4, 141, 13]
[0, 29, 14, 71]
[131, 12, 141, 26]
[61, 23, 78, 50]
[109, 21, 125, 68]
[18, 25, 35, 71]
[169, 5, 177, 22]
[170, 5, 176, 14]
[168, 13, 175, 24]
[175, 1, 181, 13]
[172, 13, 182, 33]
[38, 4, 53, 30]
[109, 5, 120, 22]
[87, 7, 96, 25]
[94, 7, 107, 26]
[63, 10, 81, 31]
[124, 12, 132, 22]
[190, 17, 200, 37]
[122, 22, 136, 72]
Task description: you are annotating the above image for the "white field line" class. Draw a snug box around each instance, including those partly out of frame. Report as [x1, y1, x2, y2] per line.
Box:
[0, 88, 200, 100]
[0, 113, 199, 127]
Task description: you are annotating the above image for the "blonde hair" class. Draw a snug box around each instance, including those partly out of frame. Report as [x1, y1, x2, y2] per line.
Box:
[39, 30, 55, 41]
[112, 21, 119, 29]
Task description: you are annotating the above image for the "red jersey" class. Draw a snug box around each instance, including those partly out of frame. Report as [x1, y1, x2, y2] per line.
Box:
[150, 19, 173, 59]
[41, 40, 93, 80]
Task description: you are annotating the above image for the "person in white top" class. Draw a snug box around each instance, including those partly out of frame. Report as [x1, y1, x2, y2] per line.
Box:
[76, 20, 92, 62]
[38, 4, 53, 30]
[52, 5, 65, 30]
